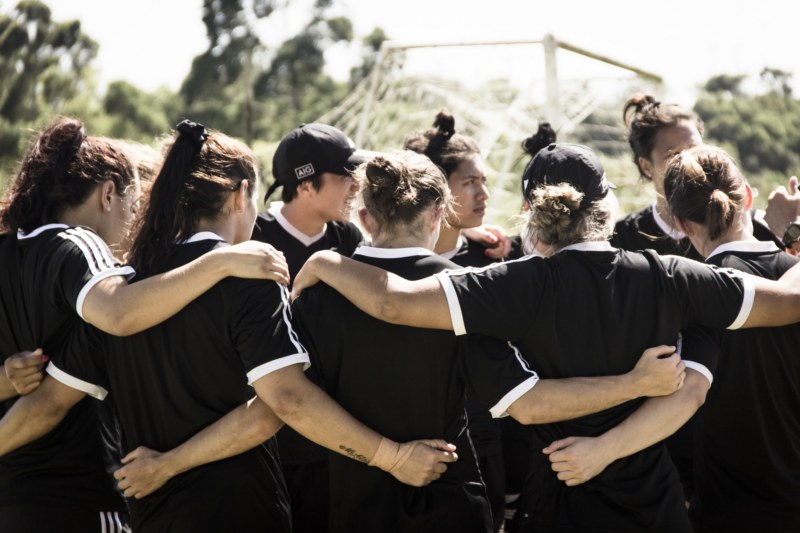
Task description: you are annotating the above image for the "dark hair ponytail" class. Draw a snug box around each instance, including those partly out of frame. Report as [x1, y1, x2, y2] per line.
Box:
[521, 122, 557, 157]
[664, 145, 745, 241]
[1, 118, 134, 233]
[128, 121, 257, 274]
[403, 109, 480, 177]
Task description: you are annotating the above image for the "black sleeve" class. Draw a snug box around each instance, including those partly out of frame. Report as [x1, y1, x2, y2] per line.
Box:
[662, 255, 752, 330]
[679, 324, 721, 385]
[459, 334, 539, 418]
[434, 256, 547, 341]
[48, 227, 135, 319]
[231, 281, 310, 385]
[290, 285, 341, 391]
[47, 322, 111, 401]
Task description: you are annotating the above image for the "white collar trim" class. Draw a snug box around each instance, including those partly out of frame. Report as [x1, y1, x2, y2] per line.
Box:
[439, 235, 465, 260]
[268, 205, 327, 247]
[354, 245, 435, 259]
[706, 240, 781, 261]
[652, 201, 686, 240]
[558, 241, 615, 253]
[17, 223, 70, 240]
[182, 231, 226, 244]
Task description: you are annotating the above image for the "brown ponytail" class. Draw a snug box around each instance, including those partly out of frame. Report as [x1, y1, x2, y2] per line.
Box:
[664, 145, 745, 241]
[1, 118, 135, 233]
[403, 109, 480, 177]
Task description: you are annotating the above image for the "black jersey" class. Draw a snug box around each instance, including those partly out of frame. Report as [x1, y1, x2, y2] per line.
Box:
[436, 241, 751, 532]
[251, 206, 363, 282]
[47, 232, 308, 533]
[690, 241, 800, 533]
[0, 224, 131, 514]
[440, 235, 498, 268]
[612, 203, 703, 259]
[293, 246, 537, 533]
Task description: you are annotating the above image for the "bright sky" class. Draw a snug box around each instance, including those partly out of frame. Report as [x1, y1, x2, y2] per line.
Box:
[43, 0, 800, 106]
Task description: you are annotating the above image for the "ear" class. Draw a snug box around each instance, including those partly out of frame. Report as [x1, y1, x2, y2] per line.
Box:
[358, 207, 378, 235]
[638, 156, 653, 179]
[99, 181, 116, 213]
[429, 205, 445, 233]
[234, 180, 250, 213]
[744, 181, 754, 210]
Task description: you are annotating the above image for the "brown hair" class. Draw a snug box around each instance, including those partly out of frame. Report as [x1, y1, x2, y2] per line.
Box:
[128, 125, 257, 273]
[524, 183, 615, 248]
[664, 145, 746, 241]
[359, 152, 452, 240]
[0, 118, 136, 233]
[624, 93, 704, 179]
[403, 109, 481, 177]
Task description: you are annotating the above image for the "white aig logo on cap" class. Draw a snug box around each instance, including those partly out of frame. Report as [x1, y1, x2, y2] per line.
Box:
[295, 163, 315, 180]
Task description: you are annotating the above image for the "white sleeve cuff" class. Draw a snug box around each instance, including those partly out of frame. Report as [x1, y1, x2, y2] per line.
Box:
[246, 353, 311, 385]
[76, 266, 136, 320]
[490, 375, 539, 418]
[684, 360, 714, 386]
[434, 272, 467, 336]
[46, 361, 108, 400]
[727, 274, 755, 330]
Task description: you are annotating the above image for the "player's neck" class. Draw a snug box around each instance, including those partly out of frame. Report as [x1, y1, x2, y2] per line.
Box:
[434, 225, 461, 254]
[280, 201, 327, 237]
[195, 217, 237, 244]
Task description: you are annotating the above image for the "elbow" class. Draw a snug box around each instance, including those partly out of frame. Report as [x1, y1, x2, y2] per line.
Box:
[264, 387, 306, 426]
[685, 382, 708, 411]
[102, 308, 139, 337]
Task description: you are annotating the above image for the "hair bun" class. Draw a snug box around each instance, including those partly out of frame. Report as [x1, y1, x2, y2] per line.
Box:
[433, 109, 456, 140]
[522, 122, 556, 156]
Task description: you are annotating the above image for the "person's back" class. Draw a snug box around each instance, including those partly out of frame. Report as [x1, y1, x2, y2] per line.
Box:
[60, 235, 298, 532]
[0, 227, 127, 527]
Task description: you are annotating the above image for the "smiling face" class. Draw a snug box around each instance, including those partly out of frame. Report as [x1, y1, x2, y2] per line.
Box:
[310, 171, 360, 222]
[446, 154, 489, 229]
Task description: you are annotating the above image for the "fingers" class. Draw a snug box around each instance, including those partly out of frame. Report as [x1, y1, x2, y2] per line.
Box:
[5, 349, 48, 370]
[789, 176, 798, 195]
[641, 345, 676, 359]
[17, 380, 42, 395]
[421, 439, 457, 452]
[542, 437, 575, 455]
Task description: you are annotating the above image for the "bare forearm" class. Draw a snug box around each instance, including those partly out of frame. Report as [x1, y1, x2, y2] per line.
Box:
[305, 251, 452, 330]
[87, 252, 229, 335]
[594, 371, 708, 462]
[160, 397, 283, 478]
[746, 274, 800, 328]
[0, 394, 66, 456]
[510, 374, 642, 424]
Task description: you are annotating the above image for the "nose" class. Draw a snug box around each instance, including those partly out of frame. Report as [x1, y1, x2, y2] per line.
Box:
[478, 181, 490, 200]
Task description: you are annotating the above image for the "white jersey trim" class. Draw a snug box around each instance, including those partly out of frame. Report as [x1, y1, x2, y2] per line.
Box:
[684, 360, 714, 386]
[182, 231, 226, 244]
[727, 274, 755, 330]
[557, 241, 615, 253]
[247, 353, 311, 385]
[76, 266, 136, 320]
[651, 202, 686, 240]
[47, 361, 108, 400]
[490, 375, 539, 418]
[706, 240, 781, 261]
[434, 272, 467, 336]
[17, 223, 69, 240]
[354, 246, 435, 259]
[269, 206, 327, 247]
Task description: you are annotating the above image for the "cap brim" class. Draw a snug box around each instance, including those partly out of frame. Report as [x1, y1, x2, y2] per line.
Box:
[345, 149, 379, 172]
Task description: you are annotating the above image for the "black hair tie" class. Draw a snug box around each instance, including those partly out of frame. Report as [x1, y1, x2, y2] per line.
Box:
[176, 119, 208, 149]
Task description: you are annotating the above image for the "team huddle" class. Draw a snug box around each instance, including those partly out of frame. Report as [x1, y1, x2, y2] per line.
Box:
[1, 93, 799, 533]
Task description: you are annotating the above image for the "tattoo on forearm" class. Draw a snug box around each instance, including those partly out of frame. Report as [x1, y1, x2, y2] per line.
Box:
[339, 444, 369, 463]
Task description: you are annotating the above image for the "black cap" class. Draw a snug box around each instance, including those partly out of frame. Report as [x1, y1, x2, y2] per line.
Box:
[266, 123, 368, 199]
[521, 143, 615, 207]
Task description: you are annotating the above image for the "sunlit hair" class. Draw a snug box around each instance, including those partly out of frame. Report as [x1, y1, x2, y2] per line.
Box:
[521, 183, 615, 254]
[664, 145, 746, 241]
[624, 93, 704, 180]
[128, 127, 257, 274]
[1, 117, 136, 234]
[357, 151, 453, 241]
[404, 109, 481, 178]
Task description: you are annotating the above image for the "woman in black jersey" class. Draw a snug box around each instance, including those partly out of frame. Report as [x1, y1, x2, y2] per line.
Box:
[663, 146, 800, 532]
[291, 151, 685, 533]
[0, 118, 288, 533]
[290, 143, 800, 532]
[0, 122, 456, 533]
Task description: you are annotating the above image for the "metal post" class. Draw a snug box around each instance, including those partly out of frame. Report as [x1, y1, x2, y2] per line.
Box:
[543, 33, 560, 129]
